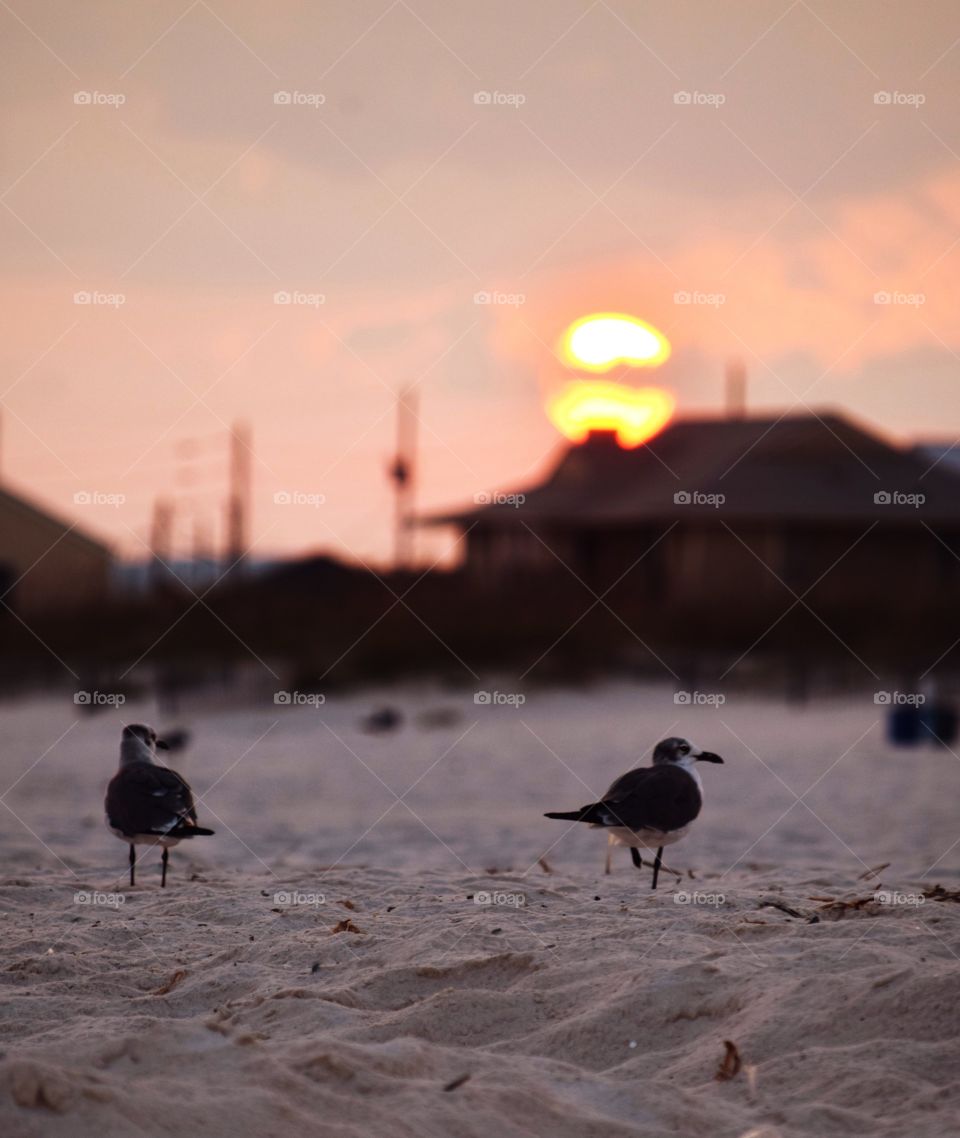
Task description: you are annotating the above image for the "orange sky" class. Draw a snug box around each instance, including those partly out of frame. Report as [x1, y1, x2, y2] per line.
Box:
[4, 1, 960, 566]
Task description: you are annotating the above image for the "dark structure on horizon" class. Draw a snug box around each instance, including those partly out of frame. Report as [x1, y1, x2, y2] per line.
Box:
[428, 411, 960, 613]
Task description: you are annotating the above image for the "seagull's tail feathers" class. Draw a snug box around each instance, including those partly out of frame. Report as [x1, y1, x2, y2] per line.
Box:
[544, 803, 604, 824]
[168, 825, 215, 838]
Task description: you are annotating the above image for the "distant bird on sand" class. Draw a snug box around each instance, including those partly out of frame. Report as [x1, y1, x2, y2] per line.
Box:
[544, 737, 723, 889]
[105, 724, 214, 887]
[361, 707, 403, 734]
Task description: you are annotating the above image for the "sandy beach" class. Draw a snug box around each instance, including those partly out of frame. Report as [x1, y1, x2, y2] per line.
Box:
[2, 684, 959, 1137]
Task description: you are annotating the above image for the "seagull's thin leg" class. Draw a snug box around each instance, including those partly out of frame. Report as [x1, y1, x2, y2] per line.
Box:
[161, 847, 169, 888]
[651, 847, 663, 890]
[605, 834, 613, 875]
[129, 843, 136, 887]
[630, 847, 643, 870]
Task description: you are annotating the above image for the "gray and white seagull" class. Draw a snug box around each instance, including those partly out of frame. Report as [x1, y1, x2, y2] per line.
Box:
[105, 724, 215, 887]
[544, 736, 724, 889]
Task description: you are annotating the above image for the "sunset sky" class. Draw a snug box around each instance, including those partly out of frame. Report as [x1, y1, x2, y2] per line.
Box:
[4, 0, 960, 566]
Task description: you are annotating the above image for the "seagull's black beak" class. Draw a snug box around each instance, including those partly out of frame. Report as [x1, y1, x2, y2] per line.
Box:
[156, 739, 170, 751]
[697, 751, 723, 763]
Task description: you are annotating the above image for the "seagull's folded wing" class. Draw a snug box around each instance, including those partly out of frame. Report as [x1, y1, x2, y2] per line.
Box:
[105, 763, 199, 836]
[599, 766, 702, 832]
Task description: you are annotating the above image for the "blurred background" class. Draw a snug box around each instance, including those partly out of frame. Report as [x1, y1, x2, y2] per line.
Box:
[2, 1, 960, 759]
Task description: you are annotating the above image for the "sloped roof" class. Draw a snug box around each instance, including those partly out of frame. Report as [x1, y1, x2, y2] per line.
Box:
[0, 484, 113, 556]
[426, 411, 960, 528]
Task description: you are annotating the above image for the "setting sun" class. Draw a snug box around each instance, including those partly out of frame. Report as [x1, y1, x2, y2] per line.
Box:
[559, 313, 671, 372]
[547, 380, 675, 448]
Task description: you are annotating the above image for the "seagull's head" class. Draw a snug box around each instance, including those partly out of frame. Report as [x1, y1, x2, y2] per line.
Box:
[652, 736, 723, 770]
[120, 723, 169, 764]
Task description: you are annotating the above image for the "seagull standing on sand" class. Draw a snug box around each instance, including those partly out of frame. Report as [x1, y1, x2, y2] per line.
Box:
[544, 737, 724, 889]
[105, 724, 215, 887]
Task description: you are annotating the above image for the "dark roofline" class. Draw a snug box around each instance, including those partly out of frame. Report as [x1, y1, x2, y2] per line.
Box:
[0, 483, 114, 557]
[420, 407, 960, 528]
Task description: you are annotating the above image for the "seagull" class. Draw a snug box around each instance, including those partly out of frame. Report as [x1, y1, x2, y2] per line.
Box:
[104, 724, 214, 887]
[544, 737, 724, 889]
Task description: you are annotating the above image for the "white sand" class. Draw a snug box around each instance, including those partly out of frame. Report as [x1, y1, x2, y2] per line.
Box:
[2, 683, 959, 1137]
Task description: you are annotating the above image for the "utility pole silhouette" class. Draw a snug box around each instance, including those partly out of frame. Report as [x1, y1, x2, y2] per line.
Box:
[388, 388, 418, 569]
[226, 421, 252, 573]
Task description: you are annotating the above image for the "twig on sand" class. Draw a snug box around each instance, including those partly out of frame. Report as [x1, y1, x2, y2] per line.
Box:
[715, 1040, 742, 1081]
[151, 969, 188, 996]
[443, 1073, 472, 1092]
[857, 862, 890, 881]
[757, 899, 805, 919]
[537, 857, 552, 874]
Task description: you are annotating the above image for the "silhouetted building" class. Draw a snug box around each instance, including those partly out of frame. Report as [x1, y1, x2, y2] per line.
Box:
[427, 412, 960, 611]
[0, 485, 112, 613]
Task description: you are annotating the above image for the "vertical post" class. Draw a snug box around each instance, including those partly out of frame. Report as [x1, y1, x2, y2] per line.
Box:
[149, 497, 174, 588]
[725, 359, 746, 419]
[226, 421, 252, 573]
[389, 388, 418, 569]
